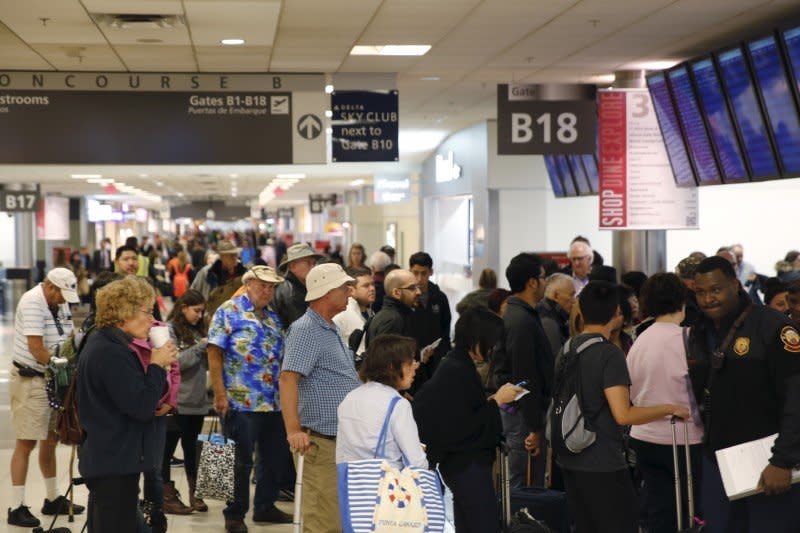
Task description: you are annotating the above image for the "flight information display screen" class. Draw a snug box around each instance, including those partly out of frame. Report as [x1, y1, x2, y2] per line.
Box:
[582, 154, 600, 192]
[668, 66, 722, 184]
[748, 35, 800, 175]
[690, 58, 749, 182]
[646, 73, 697, 186]
[568, 155, 592, 195]
[716, 46, 779, 179]
[782, 26, 800, 99]
[556, 155, 578, 196]
[544, 155, 566, 197]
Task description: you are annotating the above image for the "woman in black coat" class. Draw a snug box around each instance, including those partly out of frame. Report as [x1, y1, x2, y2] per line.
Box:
[412, 308, 522, 533]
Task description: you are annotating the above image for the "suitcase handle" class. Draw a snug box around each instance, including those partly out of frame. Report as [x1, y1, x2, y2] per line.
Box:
[670, 417, 695, 530]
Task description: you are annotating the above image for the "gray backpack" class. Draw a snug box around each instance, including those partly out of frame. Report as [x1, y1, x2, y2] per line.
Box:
[545, 335, 604, 455]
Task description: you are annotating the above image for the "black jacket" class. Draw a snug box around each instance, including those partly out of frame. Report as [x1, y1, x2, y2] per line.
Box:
[406, 281, 452, 370]
[273, 271, 308, 328]
[537, 298, 569, 357]
[77, 327, 167, 479]
[492, 296, 554, 432]
[366, 296, 413, 343]
[688, 292, 800, 468]
[413, 347, 503, 469]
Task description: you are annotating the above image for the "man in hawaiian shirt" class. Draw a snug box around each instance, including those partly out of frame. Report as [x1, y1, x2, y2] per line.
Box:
[208, 266, 292, 532]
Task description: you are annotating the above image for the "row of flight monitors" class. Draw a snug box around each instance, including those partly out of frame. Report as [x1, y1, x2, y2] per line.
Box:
[544, 153, 600, 198]
[647, 25, 800, 186]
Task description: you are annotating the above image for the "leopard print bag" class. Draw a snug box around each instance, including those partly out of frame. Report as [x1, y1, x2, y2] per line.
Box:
[195, 418, 236, 501]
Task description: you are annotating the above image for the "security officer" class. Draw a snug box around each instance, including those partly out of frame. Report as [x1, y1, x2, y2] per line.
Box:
[688, 256, 800, 532]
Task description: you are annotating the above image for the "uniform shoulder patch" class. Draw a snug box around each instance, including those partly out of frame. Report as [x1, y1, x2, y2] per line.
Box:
[780, 326, 800, 353]
[733, 336, 750, 356]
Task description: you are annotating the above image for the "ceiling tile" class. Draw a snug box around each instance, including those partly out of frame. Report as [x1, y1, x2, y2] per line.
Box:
[184, 0, 280, 47]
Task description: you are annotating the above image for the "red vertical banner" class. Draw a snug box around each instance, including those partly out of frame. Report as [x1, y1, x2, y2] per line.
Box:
[598, 91, 627, 228]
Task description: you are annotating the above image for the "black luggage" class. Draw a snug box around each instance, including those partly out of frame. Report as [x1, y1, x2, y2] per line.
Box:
[671, 418, 703, 532]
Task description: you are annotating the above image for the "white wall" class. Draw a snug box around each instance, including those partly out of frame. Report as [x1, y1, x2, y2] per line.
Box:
[666, 179, 800, 275]
[0, 214, 15, 267]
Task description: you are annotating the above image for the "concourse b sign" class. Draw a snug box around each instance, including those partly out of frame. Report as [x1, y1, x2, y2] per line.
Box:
[497, 84, 597, 154]
[0, 72, 327, 164]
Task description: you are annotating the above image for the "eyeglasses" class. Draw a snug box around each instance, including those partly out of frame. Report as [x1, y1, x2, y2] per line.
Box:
[399, 285, 421, 292]
[138, 307, 155, 318]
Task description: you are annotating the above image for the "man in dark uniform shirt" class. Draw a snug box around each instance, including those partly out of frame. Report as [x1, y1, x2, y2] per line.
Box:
[688, 256, 800, 532]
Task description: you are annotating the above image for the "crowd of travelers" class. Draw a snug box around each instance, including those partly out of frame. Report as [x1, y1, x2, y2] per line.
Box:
[7, 232, 800, 533]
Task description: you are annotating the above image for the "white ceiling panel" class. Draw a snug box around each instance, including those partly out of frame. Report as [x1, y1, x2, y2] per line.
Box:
[35, 43, 125, 70]
[195, 45, 271, 71]
[184, 0, 281, 47]
[0, 0, 107, 45]
[115, 44, 197, 70]
[357, 0, 482, 44]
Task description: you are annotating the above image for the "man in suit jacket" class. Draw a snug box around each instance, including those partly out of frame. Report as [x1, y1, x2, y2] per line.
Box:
[91, 238, 113, 274]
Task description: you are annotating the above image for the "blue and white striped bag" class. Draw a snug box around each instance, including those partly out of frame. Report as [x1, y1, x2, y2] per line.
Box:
[337, 396, 446, 533]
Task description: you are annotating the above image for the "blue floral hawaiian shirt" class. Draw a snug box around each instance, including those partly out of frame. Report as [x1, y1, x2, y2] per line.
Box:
[208, 293, 284, 412]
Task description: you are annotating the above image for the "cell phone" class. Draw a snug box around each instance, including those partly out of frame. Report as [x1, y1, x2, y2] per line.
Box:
[515, 380, 530, 389]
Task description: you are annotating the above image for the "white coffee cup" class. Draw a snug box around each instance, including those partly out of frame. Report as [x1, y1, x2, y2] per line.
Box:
[149, 326, 171, 348]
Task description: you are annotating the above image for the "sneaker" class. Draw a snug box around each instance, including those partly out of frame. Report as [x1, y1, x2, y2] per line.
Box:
[42, 495, 86, 515]
[7, 505, 40, 527]
[253, 505, 293, 524]
[225, 519, 249, 533]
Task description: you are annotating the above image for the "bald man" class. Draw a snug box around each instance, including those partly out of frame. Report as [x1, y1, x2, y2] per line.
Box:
[366, 269, 420, 345]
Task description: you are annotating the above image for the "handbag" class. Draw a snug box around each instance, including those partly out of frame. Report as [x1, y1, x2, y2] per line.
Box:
[337, 396, 446, 533]
[195, 418, 236, 501]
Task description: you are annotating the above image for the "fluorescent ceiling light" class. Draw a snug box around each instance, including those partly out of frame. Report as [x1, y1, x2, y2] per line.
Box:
[351, 45, 431, 56]
[71, 174, 101, 179]
[154, 181, 164, 187]
[276, 173, 306, 179]
[350, 179, 365, 187]
[221, 38, 245, 46]
[420, 76, 440, 81]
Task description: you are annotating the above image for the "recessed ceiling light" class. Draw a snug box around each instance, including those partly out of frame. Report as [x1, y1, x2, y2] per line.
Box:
[137, 38, 163, 44]
[350, 179, 365, 187]
[177, 192, 185, 197]
[350, 45, 431, 56]
[221, 38, 245, 46]
[276, 173, 306, 179]
[420, 76, 440, 81]
[229, 173, 238, 178]
[139, 173, 149, 178]
[324, 84, 335, 94]
[71, 174, 101, 179]
[154, 181, 164, 187]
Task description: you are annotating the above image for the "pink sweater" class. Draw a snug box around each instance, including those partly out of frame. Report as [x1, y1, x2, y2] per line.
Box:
[626, 322, 704, 445]
[129, 334, 180, 409]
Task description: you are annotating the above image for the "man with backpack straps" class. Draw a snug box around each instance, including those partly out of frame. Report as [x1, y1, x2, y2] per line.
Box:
[549, 281, 688, 533]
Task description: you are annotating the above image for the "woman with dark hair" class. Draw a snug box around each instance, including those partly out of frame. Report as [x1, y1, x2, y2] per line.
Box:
[162, 289, 209, 514]
[336, 334, 427, 469]
[456, 268, 498, 314]
[487, 288, 512, 317]
[764, 277, 789, 314]
[626, 273, 704, 533]
[347, 243, 367, 269]
[412, 308, 523, 533]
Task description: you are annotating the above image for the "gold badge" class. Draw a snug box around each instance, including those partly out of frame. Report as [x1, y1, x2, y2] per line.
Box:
[733, 337, 750, 356]
[781, 326, 800, 353]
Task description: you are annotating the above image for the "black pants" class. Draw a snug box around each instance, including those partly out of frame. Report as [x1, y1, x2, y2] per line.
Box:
[86, 474, 140, 533]
[562, 468, 638, 533]
[161, 414, 205, 481]
[440, 460, 500, 533]
[631, 438, 702, 533]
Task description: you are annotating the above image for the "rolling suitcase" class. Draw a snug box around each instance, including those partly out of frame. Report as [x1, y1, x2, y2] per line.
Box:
[671, 418, 703, 532]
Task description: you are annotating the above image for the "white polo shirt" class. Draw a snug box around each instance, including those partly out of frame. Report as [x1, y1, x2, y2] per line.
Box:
[13, 284, 73, 371]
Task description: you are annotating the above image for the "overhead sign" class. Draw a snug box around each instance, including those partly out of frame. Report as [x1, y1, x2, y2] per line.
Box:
[598, 89, 698, 230]
[497, 83, 597, 154]
[374, 176, 411, 204]
[0, 188, 40, 212]
[331, 90, 398, 162]
[0, 72, 326, 164]
[309, 194, 338, 214]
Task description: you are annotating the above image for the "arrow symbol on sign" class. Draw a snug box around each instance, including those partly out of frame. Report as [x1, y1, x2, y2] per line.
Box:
[297, 114, 322, 140]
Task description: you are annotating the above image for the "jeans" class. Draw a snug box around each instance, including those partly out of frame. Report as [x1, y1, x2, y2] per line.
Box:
[222, 410, 289, 520]
[439, 460, 499, 533]
[500, 409, 528, 488]
[702, 455, 800, 533]
[143, 416, 167, 506]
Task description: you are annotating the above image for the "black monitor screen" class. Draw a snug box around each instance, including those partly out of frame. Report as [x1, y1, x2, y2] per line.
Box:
[690, 58, 749, 182]
[646, 73, 697, 186]
[582, 154, 600, 192]
[716, 46, 779, 179]
[568, 155, 592, 195]
[748, 35, 800, 175]
[556, 155, 578, 196]
[668, 66, 722, 184]
[544, 155, 565, 197]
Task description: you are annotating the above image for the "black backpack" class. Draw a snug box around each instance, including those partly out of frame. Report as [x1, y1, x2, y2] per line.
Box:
[546, 335, 604, 457]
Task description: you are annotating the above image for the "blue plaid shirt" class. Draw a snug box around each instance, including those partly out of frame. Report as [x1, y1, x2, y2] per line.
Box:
[281, 308, 360, 436]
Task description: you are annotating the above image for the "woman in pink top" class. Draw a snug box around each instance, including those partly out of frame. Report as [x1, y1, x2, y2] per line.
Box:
[626, 273, 704, 533]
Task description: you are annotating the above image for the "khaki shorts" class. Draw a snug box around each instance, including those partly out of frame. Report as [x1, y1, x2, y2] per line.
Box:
[9, 367, 55, 441]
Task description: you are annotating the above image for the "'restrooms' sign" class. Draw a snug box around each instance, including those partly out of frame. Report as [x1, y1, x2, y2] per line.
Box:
[0, 71, 327, 165]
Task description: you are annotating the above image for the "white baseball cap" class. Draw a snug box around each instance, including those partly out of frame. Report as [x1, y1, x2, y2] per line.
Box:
[304, 263, 354, 302]
[47, 267, 80, 304]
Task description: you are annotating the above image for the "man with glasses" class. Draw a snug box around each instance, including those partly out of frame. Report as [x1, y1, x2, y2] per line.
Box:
[8, 268, 84, 527]
[567, 239, 594, 296]
[366, 268, 419, 348]
[492, 253, 554, 488]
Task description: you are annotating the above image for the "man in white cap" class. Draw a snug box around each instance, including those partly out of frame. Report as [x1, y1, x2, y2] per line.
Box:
[191, 240, 247, 318]
[279, 263, 361, 533]
[208, 266, 292, 531]
[273, 242, 321, 327]
[8, 268, 83, 527]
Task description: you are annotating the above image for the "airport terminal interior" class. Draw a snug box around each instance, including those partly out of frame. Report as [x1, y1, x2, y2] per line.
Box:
[2, 0, 800, 532]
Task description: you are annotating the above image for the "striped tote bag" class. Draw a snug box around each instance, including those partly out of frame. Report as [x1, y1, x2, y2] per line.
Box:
[337, 396, 446, 533]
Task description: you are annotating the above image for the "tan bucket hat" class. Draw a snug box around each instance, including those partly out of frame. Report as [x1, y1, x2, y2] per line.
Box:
[216, 240, 241, 255]
[242, 265, 284, 284]
[305, 263, 354, 301]
[278, 243, 322, 275]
